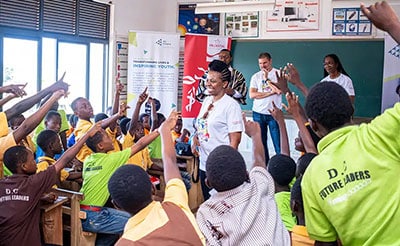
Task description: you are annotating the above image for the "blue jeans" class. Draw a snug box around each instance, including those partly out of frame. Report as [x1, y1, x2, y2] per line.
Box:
[200, 170, 211, 201]
[81, 207, 131, 246]
[252, 111, 281, 163]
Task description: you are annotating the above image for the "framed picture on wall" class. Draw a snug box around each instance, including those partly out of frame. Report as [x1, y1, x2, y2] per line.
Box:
[332, 8, 372, 36]
[225, 12, 259, 38]
[266, 0, 320, 31]
[178, 4, 220, 36]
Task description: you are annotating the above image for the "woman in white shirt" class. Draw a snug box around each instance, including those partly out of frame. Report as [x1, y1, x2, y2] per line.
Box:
[321, 53, 355, 104]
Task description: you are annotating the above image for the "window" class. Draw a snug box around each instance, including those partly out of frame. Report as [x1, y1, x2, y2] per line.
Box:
[0, 0, 110, 114]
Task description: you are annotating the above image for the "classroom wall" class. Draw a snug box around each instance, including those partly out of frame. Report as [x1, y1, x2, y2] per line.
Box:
[231, 40, 384, 118]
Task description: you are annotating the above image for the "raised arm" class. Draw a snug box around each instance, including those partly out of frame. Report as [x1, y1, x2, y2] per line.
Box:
[101, 103, 128, 130]
[0, 94, 19, 108]
[361, 1, 400, 44]
[109, 79, 124, 131]
[128, 87, 148, 136]
[0, 83, 27, 96]
[284, 92, 318, 154]
[286, 63, 309, 96]
[243, 113, 266, 168]
[159, 110, 181, 182]
[269, 101, 290, 156]
[13, 90, 66, 144]
[4, 73, 68, 120]
[149, 98, 159, 131]
[54, 122, 101, 173]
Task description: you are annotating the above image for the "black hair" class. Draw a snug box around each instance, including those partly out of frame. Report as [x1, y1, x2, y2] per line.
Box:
[94, 113, 109, 123]
[149, 113, 166, 128]
[258, 52, 272, 60]
[267, 154, 296, 187]
[219, 49, 232, 57]
[85, 131, 104, 152]
[144, 98, 161, 114]
[108, 165, 153, 215]
[69, 114, 79, 128]
[119, 118, 131, 135]
[396, 84, 400, 96]
[3, 146, 30, 174]
[70, 97, 85, 112]
[8, 114, 25, 128]
[45, 110, 61, 121]
[208, 60, 231, 83]
[206, 145, 248, 192]
[290, 177, 303, 208]
[305, 82, 353, 132]
[139, 113, 149, 123]
[323, 54, 350, 77]
[36, 129, 59, 152]
[296, 153, 317, 178]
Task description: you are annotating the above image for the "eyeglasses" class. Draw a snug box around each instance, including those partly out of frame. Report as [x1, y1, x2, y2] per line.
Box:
[202, 103, 214, 119]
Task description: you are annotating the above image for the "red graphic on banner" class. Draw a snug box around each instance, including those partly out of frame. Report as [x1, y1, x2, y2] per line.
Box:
[181, 34, 231, 117]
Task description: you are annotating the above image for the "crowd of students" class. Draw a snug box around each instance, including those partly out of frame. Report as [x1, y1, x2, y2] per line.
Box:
[0, 1, 399, 245]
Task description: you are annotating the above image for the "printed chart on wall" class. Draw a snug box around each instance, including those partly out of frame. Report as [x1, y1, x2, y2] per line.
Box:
[266, 0, 319, 31]
[127, 31, 180, 117]
[116, 40, 128, 102]
[225, 12, 259, 38]
[178, 4, 220, 36]
[332, 8, 371, 36]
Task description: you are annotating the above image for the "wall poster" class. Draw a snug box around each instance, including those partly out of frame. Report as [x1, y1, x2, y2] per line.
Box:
[266, 0, 319, 31]
[332, 8, 372, 36]
[225, 12, 259, 38]
[178, 4, 220, 36]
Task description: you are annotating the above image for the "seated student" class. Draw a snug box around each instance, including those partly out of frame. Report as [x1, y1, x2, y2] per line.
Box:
[1, 90, 67, 177]
[107, 110, 205, 245]
[35, 110, 64, 161]
[295, 152, 317, 178]
[196, 115, 290, 245]
[94, 112, 122, 153]
[71, 96, 126, 164]
[0, 112, 100, 246]
[8, 114, 37, 154]
[36, 129, 82, 191]
[122, 87, 155, 170]
[171, 116, 190, 143]
[268, 154, 297, 231]
[79, 117, 163, 245]
[290, 178, 314, 246]
[67, 114, 78, 147]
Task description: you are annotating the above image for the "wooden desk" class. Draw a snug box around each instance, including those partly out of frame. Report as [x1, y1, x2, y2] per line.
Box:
[40, 196, 68, 245]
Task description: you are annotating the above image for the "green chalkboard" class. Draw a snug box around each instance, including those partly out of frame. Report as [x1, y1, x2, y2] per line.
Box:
[231, 40, 384, 118]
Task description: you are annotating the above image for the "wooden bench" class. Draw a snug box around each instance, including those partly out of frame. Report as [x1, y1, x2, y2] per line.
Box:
[53, 188, 97, 246]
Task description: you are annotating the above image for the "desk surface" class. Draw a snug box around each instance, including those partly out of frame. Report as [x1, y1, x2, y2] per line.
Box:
[40, 196, 68, 212]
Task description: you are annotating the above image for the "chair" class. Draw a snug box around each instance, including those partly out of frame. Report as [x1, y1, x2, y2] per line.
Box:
[53, 188, 97, 246]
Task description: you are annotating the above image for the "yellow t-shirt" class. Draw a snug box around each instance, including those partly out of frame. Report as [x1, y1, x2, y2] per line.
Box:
[0, 112, 9, 137]
[1, 133, 17, 178]
[37, 156, 69, 182]
[122, 132, 152, 170]
[106, 127, 121, 153]
[74, 119, 93, 162]
[119, 179, 205, 244]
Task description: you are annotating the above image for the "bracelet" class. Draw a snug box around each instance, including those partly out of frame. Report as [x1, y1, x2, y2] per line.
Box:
[304, 122, 310, 127]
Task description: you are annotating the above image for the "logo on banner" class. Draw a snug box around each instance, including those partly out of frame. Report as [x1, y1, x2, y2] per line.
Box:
[155, 38, 173, 47]
[389, 45, 400, 59]
[183, 67, 208, 113]
[206, 36, 228, 62]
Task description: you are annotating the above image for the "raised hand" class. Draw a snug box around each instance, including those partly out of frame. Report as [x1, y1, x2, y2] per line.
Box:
[138, 87, 148, 104]
[3, 83, 27, 97]
[283, 92, 301, 117]
[286, 63, 301, 85]
[160, 110, 180, 132]
[268, 101, 285, 124]
[273, 67, 289, 94]
[118, 102, 129, 116]
[115, 79, 124, 94]
[242, 112, 261, 138]
[268, 81, 282, 95]
[51, 72, 69, 93]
